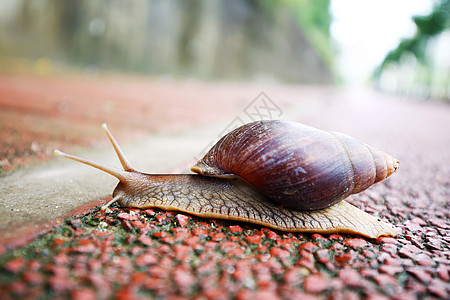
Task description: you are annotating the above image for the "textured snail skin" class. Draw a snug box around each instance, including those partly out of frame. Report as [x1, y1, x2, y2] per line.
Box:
[113, 174, 400, 238]
[191, 121, 399, 210]
[53, 123, 401, 239]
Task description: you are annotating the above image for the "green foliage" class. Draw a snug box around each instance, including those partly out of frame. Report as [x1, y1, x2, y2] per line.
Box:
[375, 0, 450, 77]
[282, 0, 334, 67]
[284, 0, 331, 38]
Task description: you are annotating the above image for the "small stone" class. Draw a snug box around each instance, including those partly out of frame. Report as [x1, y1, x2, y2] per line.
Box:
[203, 287, 229, 299]
[183, 236, 201, 246]
[373, 274, 397, 286]
[52, 238, 65, 247]
[135, 253, 157, 266]
[383, 256, 400, 266]
[22, 271, 43, 284]
[53, 254, 70, 265]
[299, 241, 317, 252]
[211, 232, 226, 241]
[9, 281, 26, 295]
[254, 290, 280, 300]
[344, 238, 369, 249]
[229, 225, 243, 233]
[276, 239, 294, 250]
[379, 265, 403, 275]
[270, 247, 290, 258]
[153, 231, 167, 238]
[131, 220, 148, 231]
[124, 235, 136, 246]
[49, 275, 73, 293]
[381, 243, 398, 256]
[138, 234, 153, 246]
[407, 268, 432, 283]
[425, 238, 442, 250]
[410, 217, 427, 225]
[245, 235, 261, 244]
[173, 267, 195, 293]
[262, 228, 278, 239]
[155, 215, 167, 222]
[27, 260, 40, 271]
[414, 253, 435, 267]
[70, 219, 83, 229]
[220, 241, 239, 251]
[303, 274, 329, 293]
[176, 214, 189, 226]
[366, 292, 391, 300]
[330, 243, 344, 251]
[161, 236, 175, 244]
[117, 212, 138, 221]
[0, 158, 10, 167]
[398, 247, 414, 259]
[338, 268, 361, 286]
[360, 268, 378, 278]
[362, 249, 376, 259]
[335, 251, 356, 264]
[429, 218, 448, 229]
[376, 236, 397, 245]
[283, 266, 307, 284]
[427, 279, 449, 298]
[404, 220, 423, 232]
[403, 244, 421, 253]
[204, 241, 218, 248]
[437, 266, 449, 281]
[329, 234, 343, 240]
[192, 228, 208, 237]
[5, 257, 25, 273]
[74, 242, 96, 253]
[72, 288, 96, 300]
[89, 273, 111, 295]
[144, 209, 155, 216]
[311, 233, 326, 240]
[315, 249, 329, 259]
[174, 230, 190, 241]
[228, 247, 245, 258]
[121, 220, 133, 231]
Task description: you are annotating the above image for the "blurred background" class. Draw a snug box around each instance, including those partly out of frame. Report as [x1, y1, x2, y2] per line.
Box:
[0, 0, 449, 173]
[1, 0, 448, 94]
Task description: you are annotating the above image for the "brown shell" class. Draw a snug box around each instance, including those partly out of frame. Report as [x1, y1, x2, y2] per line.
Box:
[191, 120, 399, 211]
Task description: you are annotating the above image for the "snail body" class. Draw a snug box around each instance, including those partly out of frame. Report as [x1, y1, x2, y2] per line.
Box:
[53, 121, 401, 238]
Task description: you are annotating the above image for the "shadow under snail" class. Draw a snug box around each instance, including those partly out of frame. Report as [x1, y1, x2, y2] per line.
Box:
[53, 120, 401, 239]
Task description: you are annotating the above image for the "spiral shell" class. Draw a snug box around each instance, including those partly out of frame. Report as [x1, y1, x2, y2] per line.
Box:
[191, 120, 399, 210]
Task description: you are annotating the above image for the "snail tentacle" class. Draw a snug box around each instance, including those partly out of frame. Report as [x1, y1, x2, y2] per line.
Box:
[52, 149, 131, 183]
[101, 123, 135, 172]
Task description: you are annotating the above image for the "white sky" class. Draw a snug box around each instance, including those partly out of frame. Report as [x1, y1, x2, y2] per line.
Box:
[330, 0, 435, 84]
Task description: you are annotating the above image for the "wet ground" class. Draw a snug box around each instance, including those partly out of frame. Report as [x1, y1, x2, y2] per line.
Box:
[0, 73, 449, 299]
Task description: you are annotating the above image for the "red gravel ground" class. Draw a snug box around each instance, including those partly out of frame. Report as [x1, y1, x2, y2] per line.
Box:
[0, 74, 449, 299]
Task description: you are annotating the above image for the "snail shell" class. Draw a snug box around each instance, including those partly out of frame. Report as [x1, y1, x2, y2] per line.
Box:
[191, 120, 399, 210]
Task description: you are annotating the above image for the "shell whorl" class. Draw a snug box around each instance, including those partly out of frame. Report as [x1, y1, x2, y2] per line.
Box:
[191, 120, 399, 211]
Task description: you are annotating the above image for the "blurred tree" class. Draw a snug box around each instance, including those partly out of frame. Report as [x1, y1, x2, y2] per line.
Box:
[0, 0, 334, 83]
[375, 0, 450, 75]
[374, 0, 450, 101]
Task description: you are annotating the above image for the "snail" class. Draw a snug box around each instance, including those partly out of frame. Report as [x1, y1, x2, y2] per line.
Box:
[53, 121, 401, 239]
